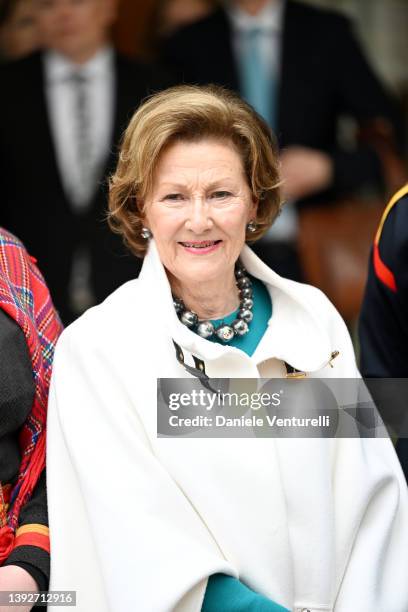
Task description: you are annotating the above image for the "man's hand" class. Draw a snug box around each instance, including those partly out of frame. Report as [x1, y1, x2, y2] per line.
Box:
[0, 565, 38, 612]
[280, 146, 333, 200]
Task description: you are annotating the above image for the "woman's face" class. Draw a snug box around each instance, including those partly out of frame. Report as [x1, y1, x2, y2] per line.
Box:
[143, 138, 257, 290]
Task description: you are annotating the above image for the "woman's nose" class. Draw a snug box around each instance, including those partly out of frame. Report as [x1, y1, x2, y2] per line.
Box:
[185, 199, 213, 233]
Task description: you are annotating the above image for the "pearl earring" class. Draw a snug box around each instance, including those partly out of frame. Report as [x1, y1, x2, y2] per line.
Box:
[141, 227, 152, 239]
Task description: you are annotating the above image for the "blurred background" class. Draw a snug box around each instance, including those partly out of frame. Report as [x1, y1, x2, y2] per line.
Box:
[0, 0, 407, 337]
[111, 1, 408, 106]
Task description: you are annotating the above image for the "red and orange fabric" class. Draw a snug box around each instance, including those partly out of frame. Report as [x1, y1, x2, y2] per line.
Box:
[0, 228, 62, 562]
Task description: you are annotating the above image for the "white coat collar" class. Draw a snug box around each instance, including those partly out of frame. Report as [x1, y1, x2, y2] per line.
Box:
[138, 239, 334, 373]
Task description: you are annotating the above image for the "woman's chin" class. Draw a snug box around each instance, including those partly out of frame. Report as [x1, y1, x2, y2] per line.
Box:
[164, 242, 242, 288]
[172, 254, 230, 287]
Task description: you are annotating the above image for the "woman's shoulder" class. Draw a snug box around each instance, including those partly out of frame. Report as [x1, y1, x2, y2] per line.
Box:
[244, 247, 345, 331]
[295, 280, 344, 321]
[264, 273, 356, 370]
[57, 279, 143, 351]
[267, 271, 347, 328]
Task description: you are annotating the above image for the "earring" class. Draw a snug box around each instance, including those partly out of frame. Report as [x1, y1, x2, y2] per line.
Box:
[141, 227, 152, 239]
[246, 220, 257, 233]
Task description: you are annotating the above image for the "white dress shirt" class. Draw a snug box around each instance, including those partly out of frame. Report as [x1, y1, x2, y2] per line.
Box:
[44, 46, 115, 311]
[44, 46, 115, 212]
[227, 0, 284, 81]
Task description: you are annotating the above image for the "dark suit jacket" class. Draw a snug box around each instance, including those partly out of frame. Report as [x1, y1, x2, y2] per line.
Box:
[161, 1, 402, 202]
[0, 51, 166, 323]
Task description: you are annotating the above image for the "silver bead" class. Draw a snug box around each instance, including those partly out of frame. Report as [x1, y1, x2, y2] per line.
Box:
[181, 310, 198, 327]
[173, 298, 184, 314]
[237, 276, 252, 289]
[232, 318, 249, 336]
[242, 297, 253, 309]
[140, 227, 152, 239]
[197, 321, 215, 338]
[235, 266, 246, 279]
[239, 308, 253, 323]
[240, 287, 253, 298]
[216, 325, 235, 342]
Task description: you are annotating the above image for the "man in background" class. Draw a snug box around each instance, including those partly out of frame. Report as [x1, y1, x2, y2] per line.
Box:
[0, 0, 165, 323]
[161, 0, 403, 279]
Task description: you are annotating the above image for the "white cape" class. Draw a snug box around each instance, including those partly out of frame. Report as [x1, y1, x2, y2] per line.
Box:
[47, 241, 408, 612]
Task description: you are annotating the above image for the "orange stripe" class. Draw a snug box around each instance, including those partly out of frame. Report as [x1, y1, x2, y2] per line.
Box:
[16, 524, 49, 537]
[373, 243, 397, 292]
[375, 183, 408, 245]
[14, 532, 50, 553]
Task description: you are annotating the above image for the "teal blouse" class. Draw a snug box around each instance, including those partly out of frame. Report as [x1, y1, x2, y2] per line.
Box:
[199, 277, 289, 611]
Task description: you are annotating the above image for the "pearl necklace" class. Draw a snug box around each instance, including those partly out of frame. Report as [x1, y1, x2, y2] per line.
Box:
[173, 263, 254, 342]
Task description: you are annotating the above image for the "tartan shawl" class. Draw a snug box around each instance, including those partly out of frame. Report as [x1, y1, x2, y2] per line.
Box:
[0, 228, 62, 558]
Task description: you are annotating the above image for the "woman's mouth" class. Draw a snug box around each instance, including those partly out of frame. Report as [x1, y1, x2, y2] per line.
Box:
[179, 240, 222, 254]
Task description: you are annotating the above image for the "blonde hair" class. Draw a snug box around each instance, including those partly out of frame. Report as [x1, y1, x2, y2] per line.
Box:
[109, 84, 282, 257]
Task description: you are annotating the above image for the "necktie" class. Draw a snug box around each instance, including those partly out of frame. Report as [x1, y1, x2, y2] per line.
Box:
[67, 72, 96, 313]
[69, 243, 94, 315]
[70, 72, 95, 210]
[238, 27, 276, 129]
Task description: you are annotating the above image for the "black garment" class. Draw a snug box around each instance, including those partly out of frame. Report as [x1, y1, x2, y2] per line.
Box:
[160, 1, 402, 201]
[0, 308, 49, 592]
[251, 240, 303, 281]
[359, 190, 408, 479]
[0, 51, 168, 324]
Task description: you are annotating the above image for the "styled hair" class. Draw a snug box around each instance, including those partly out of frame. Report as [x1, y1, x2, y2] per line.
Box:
[108, 84, 282, 257]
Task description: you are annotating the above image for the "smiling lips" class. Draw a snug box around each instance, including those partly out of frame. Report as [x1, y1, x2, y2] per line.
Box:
[179, 240, 222, 254]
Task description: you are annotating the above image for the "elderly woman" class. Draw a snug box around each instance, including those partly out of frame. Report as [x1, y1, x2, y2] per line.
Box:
[47, 86, 408, 612]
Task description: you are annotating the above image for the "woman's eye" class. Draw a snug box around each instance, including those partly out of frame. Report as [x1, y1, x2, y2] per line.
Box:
[211, 191, 232, 199]
[163, 193, 184, 201]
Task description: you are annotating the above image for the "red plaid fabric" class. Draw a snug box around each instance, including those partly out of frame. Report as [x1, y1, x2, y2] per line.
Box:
[0, 228, 62, 560]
